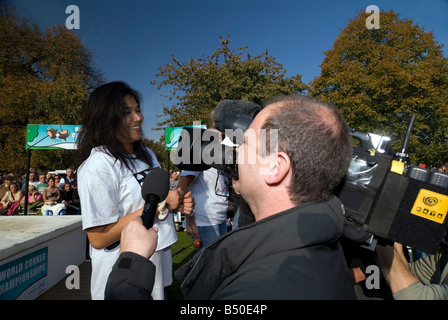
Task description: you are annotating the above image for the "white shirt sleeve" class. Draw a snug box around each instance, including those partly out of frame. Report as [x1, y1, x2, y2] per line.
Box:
[78, 151, 121, 230]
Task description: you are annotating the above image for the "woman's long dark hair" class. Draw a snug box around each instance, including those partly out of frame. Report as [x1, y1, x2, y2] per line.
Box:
[77, 81, 153, 171]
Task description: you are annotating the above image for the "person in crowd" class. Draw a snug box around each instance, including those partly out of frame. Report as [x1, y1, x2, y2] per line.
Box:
[0, 174, 13, 200]
[1, 182, 23, 215]
[105, 94, 356, 300]
[53, 175, 62, 189]
[36, 174, 48, 193]
[42, 176, 60, 204]
[41, 176, 66, 215]
[169, 170, 179, 190]
[59, 167, 77, 188]
[21, 169, 39, 192]
[20, 185, 44, 213]
[169, 170, 183, 230]
[60, 183, 80, 215]
[178, 110, 230, 248]
[77, 81, 194, 300]
[376, 242, 448, 299]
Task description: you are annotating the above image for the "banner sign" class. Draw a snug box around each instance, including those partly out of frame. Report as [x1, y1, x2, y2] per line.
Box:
[26, 124, 81, 150]
[164, 124, 206, 151]
[0, 247, 48, 300]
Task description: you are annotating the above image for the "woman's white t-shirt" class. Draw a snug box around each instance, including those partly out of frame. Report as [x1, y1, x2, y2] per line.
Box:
[78, 146, 177, 300]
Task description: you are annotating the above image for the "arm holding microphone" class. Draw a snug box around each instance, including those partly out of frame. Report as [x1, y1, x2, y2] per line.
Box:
[104, 168, 194, 250]
[105, 216, 159, 300]
[105, 168, 195, 299]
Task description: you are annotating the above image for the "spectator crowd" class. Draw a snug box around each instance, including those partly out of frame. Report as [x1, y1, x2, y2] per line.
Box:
[0, 167, 80, 216]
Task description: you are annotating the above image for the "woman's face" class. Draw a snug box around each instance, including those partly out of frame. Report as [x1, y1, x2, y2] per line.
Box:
[117, 94, 144, 153]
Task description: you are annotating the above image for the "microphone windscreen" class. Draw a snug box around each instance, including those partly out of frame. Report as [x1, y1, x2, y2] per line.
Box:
[141, 167, 170, 201]
[213, 100, 261, 129]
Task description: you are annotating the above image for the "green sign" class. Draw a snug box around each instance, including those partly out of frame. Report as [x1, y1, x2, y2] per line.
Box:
[26, 124, 81, 150]
[0, 247, 48, 300]
[164, 125, 206, 151]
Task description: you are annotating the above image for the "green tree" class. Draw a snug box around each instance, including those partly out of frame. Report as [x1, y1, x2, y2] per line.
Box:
[152, 35, 307, 129]
[0, 5, 104, 173]
[310, 10, 448, 166]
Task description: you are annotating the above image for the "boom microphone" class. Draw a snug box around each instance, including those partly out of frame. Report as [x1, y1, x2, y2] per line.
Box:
[141, 168, 170, 229]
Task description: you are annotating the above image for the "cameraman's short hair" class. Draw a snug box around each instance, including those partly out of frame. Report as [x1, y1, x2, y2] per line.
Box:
[262, 94, 352, 204]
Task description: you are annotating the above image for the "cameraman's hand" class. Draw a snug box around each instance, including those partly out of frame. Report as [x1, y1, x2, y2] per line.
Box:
[120, 216, 158, 259]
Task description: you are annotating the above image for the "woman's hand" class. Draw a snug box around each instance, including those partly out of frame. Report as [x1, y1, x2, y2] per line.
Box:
[165, 188, 186, 211]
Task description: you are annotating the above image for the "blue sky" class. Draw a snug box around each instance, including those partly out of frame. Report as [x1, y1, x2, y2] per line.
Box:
[8, 0, 448, 141]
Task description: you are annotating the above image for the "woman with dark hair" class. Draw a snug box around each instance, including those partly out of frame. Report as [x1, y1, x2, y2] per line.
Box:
[77, 81, 193, 300]
[41, 177, 66, 215]
[0, 183, 23, 215]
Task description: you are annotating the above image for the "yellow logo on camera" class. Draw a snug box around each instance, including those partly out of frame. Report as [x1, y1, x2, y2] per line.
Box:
[411, 189, 448, 224]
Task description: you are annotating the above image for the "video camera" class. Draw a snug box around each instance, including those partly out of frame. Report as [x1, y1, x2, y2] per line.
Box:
[173, 100, 261, 179]
[337, 115, 448, 254]
[174, 100, 448, 253]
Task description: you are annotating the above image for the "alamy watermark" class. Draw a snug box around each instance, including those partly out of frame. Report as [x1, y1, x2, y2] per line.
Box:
[366, 5, 380, 30]
[65, 5, 80, 30]
[62, 263, 381, 290]
[65, 265, 80, 290]
[170, 123, 279, 176]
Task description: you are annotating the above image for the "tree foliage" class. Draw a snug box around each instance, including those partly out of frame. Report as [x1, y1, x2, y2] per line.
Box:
[310, 10, 448, 166]
[151, 35, 307, 128]
[0, 5, 104, 173]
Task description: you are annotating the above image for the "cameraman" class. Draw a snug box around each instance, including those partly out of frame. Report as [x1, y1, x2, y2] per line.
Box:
[376, 242, 448, 299]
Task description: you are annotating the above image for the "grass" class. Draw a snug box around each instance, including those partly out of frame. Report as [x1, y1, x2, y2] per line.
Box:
[166, 230, 197, 300]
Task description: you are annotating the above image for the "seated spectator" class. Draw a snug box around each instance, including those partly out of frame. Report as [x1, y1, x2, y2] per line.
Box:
[0, 174, 13, 201]
[21, 168, 39, 192]
[1, 183, 24, 215]
[60, 183, 80, 215]
[170, 170, 179, 190]
[20, 185, 44, 213]
[36, 174, 48, 193]
[41, 177, 66, 215]
[54, 175, 62, 189]
[59, 167, 77, 189]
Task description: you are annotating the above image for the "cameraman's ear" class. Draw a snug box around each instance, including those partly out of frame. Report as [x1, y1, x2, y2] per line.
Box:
[264, 152, 291, 186]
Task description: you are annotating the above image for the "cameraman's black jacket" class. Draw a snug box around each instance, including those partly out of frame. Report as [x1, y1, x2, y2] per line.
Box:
[105, 252, 155, 300]
[181, 196, 356, 299]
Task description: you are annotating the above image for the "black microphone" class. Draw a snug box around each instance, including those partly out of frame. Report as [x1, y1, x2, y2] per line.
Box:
[140, 167, 170, 229]
[106, 168, 170, 250]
